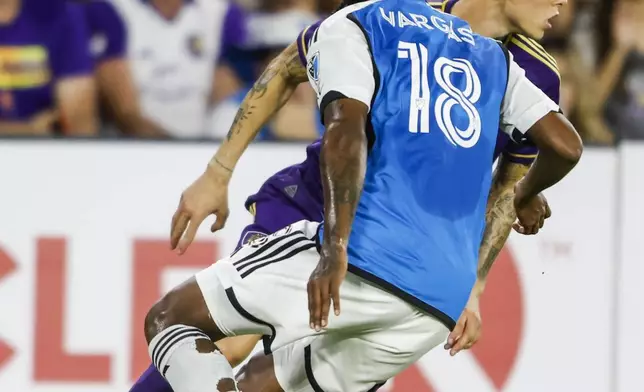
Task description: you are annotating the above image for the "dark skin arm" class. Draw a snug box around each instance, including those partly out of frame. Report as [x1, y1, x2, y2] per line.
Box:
[308, 98, 369, 331]
[514, 112, 583, 234]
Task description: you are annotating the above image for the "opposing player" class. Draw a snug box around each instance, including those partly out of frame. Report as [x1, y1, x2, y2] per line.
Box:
[144, 1, 581, 391]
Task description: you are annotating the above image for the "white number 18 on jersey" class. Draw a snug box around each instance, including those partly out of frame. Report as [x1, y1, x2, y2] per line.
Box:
[397, 41, 483, 148]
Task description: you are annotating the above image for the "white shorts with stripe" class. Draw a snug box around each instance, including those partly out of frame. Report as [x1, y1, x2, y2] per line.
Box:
[195, 220, 449, 391]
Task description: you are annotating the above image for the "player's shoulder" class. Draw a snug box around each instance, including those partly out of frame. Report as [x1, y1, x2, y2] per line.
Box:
[80, 0, 118, 12]
[307, 3, 374, 47]
[297, 19, 322, 66]
[317, 0, 378, 31]
[80, 0, 123, 25]
[505, 34, 560, 82]
[24, 0, 87, 27]
[427, 0, 449, 12]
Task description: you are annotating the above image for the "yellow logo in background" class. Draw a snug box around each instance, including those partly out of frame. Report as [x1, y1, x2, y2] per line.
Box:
[0, 46, 51, 89]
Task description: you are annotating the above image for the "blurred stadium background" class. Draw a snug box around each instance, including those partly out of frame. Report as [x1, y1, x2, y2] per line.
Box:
[0, 0, 643, 391]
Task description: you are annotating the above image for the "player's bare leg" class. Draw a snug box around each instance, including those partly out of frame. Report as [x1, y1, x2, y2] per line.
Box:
[130, 335, 261, 392]
[218, 334, 263, 367]
[144, 277, 238, 392]
[236, 353, 283, 392]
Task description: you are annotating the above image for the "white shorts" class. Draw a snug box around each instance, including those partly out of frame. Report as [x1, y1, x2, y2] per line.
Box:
[196, 220, 449, 391]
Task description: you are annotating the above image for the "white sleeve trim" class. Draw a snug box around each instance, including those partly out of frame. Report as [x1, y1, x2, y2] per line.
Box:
[500, 56, 560, 138]
[305, 15, 376, 111]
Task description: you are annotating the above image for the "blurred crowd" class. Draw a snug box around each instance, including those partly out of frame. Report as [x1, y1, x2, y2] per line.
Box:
[0, 0, 642, 144]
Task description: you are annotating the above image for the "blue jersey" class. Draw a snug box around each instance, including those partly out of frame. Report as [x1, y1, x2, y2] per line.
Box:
[245, 0, 562, 239]
[306, 0, 558, 327]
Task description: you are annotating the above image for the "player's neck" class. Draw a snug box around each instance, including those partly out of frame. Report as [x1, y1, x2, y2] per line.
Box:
[0, 0, 20, 25]
[450, 0, 512, 39]
[150, 0, 184, 20]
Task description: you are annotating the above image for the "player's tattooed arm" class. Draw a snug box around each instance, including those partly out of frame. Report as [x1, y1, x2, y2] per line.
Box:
[320, 99, 369, 248]
[209, 41, 308, 172]
[473, 157, 529, 295]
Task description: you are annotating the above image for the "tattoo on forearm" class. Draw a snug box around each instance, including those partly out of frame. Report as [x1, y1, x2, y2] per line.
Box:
[477, 161, 528, 281]
[283, 46, 308, 82]
[226, 102, 255, 141]
[323, 155, 363, 207]
[321, 150, 364, 240]
[320, 113, 367, 241]
[224, 42, 306, 143]
[250, 67, 272, 99]
[213, 157, 233, 173]
[478, 192, 514, 280]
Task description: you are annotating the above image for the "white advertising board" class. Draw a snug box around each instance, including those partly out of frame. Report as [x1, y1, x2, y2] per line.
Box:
[0, 142, 625, 391]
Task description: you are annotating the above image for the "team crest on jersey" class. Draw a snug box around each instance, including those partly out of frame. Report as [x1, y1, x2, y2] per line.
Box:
[90, 33, 107, 57]
[307, 51, 321, 94]
[284, 185, 298, 198]
[187, 35, 204, 58]
[243, 231, 268, 246]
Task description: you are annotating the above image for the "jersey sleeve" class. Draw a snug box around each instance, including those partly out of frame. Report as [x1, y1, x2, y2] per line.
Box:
[218, 2, 247, 62]
[499, 57, 560, 143]
[50, 3, 94, 78]
[305, 17, 376, 116]
[85, 0, 127, 63]
[501, 36, 562, 164]
[296, 20, 323, 67]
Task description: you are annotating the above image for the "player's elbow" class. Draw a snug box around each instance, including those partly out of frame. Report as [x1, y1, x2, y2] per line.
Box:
[547, 123, 583, 166]
[322, 98, 369, 153]
[558, 136, 583, 165]
[530, 112, 584, 165]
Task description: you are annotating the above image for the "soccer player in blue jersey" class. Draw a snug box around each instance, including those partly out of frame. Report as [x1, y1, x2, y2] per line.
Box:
[143, 0, 581, 391]
[131, 0, 569, 391]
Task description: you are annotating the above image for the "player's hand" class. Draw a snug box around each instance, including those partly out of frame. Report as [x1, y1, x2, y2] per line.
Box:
[29, 110, 58, 134]
[612, 0, 644, 51]
[444, 295, 482, 356]
[512, 183, 551, 235]
[170, 162, 231, 254]
[308, 242, 348, 332]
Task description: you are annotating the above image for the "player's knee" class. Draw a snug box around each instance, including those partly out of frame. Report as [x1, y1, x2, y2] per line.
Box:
[144, 277, 212, 343]
[144, 289, 182, 343]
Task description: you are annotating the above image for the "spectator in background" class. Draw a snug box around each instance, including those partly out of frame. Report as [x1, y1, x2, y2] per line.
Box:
[77, 0, 169, 138]
[109, 0, 246, 139]
[0, 0, 97, 136]
[542, 0, 616, 144]
[317, 0, 340, 15]
[595, 0, 644, 140]
[209, 10, 322, 140]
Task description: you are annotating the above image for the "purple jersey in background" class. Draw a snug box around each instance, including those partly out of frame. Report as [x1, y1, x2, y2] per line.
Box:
[78, 0, 244, 66]
[243, 0, 560, 240]
[219, 2, 247, 62]
[80, 0, 127, 64]
[0, 0, 93, 120]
